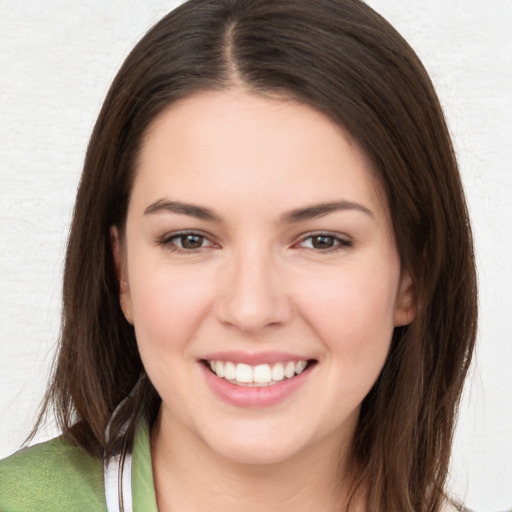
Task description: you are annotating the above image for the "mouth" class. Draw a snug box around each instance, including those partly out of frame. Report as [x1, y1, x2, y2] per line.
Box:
[201, 359, 317, 387]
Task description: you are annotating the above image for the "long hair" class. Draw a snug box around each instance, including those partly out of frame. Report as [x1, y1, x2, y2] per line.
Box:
[34, 1, 477, 510]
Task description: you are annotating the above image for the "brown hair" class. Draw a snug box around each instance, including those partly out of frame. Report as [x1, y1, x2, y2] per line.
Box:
[34, 1, 477, 510]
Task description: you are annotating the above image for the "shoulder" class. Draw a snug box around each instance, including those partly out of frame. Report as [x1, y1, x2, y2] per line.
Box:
[0, 435, 106, 512]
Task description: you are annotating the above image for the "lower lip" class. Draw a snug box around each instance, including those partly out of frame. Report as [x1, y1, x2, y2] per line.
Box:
[200, 362, 313, 408]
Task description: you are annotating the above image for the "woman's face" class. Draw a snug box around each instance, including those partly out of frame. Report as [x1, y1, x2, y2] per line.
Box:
[115, 89, 414, 465]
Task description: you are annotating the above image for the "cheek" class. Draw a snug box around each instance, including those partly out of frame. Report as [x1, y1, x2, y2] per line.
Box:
[295, 261, 400, 354]
[128, 264, 213, 356]
[128, 265, 216, 408]
[297, 263, 400, 419]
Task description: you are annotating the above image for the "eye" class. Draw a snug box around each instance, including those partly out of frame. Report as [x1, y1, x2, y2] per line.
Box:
[158, 231, 216, 252]
[298, 233, 352, 251]
[174, 233, 208, 249]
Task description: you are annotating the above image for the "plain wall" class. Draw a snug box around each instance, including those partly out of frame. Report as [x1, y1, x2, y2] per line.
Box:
[1, 2, 511, 511]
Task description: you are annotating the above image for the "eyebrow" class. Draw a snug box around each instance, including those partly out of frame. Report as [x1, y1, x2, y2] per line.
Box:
[280, 200, 374, 223]
[144, 198, 374, 223]
[144, 200, 222, 222]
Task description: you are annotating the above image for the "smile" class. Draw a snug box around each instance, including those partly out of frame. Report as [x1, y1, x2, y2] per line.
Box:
[205, 360, 312, 387]
[199, 356, 317, 407]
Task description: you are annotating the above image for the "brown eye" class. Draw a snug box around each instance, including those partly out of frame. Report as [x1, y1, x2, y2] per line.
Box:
[159, 232, 214, 252]
[179, 234, 205, 249]
[311, 235, 336, 249]
[298, 233, 352, 251]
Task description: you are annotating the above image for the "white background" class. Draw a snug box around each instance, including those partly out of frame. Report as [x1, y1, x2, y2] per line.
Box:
[0, 2, 511, 511]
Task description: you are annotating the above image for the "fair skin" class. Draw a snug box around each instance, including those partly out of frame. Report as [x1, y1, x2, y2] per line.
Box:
[113, 88, 415, 511]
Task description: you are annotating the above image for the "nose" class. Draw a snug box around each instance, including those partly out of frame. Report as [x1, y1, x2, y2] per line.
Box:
[214, 245, 293, 333]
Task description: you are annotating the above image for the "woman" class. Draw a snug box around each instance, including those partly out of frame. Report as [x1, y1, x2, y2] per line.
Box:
[0, 0, 477, 511]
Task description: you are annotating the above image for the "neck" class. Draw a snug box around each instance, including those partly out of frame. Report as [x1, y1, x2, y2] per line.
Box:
[151, 409, 362, 512]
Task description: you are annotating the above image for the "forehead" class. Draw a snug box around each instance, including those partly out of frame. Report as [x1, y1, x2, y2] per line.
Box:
[132, 88, 388, 221]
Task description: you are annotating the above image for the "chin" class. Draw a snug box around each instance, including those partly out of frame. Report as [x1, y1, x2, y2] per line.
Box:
[198, 423, 316, 466]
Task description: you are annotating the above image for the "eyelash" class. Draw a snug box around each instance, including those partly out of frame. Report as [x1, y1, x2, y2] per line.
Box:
[156, 231, 352, 254]
[157, 231, 216, 254]
[296, 232, 353, 253]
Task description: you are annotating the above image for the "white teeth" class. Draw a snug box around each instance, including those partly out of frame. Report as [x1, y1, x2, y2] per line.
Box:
[284, 361, 295, 378]
[235, 363, 253, 383]
[253, 364, 272, 383]
[215, 360, 225, 378]
[224, 361, 236, 380]
[207, 359, 311, 385]
[271, 362, 285, 381]
[295, 360, 307, 374]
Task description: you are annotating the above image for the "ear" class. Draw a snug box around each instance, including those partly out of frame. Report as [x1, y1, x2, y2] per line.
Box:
[110, 226, 134, 325]
[394, 270, 416, 327]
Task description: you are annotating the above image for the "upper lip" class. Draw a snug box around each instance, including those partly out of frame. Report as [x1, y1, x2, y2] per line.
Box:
[200, 351, 315, 365]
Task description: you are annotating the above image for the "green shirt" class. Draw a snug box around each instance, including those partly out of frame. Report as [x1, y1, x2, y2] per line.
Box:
[0, 421, 159, 511]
